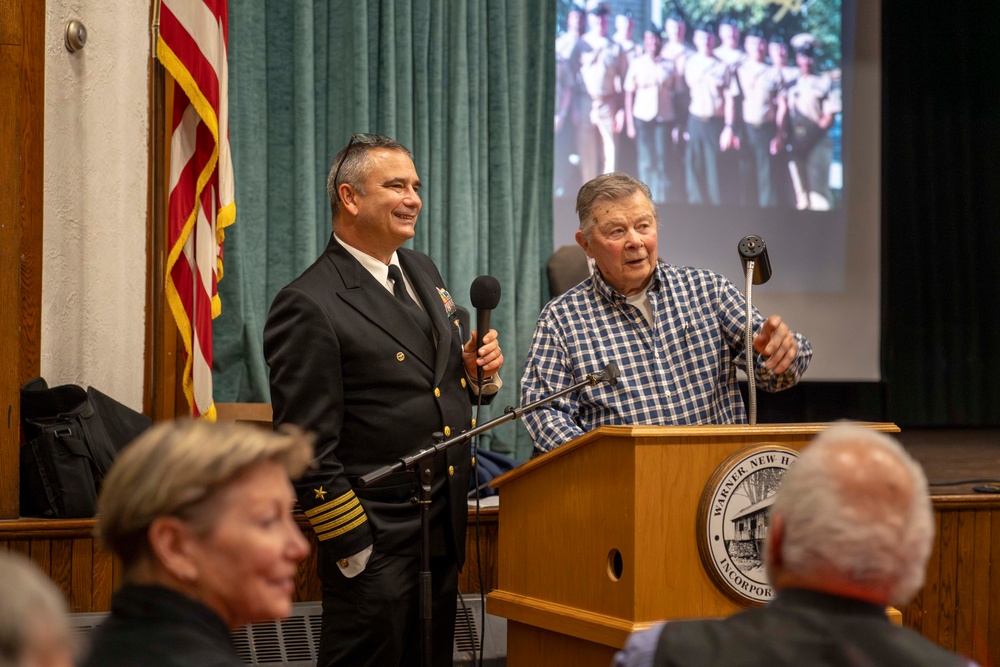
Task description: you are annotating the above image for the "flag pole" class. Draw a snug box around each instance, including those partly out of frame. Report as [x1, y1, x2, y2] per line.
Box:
[146, 0, 172, 419]
[150, 0, 161, 60]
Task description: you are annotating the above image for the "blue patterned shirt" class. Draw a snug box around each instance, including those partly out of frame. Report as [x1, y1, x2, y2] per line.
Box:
[520, 262, 812, 452]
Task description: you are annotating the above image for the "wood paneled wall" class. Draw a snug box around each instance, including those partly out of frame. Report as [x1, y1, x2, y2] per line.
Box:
[0, 519, 120, 614]
[0, 507, 499, 610]
[901, 498, 999, 667]
[0, 0, 45, 520]
[0, 501, 991, 666]
[460, 505, 499, 594]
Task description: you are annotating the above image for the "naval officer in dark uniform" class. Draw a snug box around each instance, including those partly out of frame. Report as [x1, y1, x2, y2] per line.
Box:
[264, 133, 504, 667]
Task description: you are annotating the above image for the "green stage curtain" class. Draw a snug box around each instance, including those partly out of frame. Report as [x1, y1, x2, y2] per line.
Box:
[214, 1, 555, 459]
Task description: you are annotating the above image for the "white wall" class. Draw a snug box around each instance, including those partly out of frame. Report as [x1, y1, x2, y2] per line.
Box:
[42, 1, 148, 410]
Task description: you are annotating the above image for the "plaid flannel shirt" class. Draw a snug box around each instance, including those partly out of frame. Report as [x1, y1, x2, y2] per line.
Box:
[520, 262, 812, 452]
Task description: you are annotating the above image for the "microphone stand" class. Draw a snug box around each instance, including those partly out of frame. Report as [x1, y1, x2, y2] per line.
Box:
[358, 363, 620, 667]
[738, 235, 771, 427]
[743, 260, 758, 426]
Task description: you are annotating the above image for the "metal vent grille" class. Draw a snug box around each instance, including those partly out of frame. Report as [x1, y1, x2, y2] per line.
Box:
[453, 595, 507, 666]
[70, 596, 505, 666]
[453, 604, 481, 653]
[69, 612, 105, 636]
[230, 603, 321, 666]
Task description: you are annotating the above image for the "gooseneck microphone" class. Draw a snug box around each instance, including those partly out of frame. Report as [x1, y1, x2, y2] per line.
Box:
[470, 275, 501, 384]
[738, 235, 771, 285]
[737, 235, 771, 425]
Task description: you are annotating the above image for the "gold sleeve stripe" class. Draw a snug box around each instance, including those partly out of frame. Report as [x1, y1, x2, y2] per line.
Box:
[316, 514, 369, 541]
[312, 504, 366, 533]
[308, 498, 362, 527]
[304, 489, 357, 517]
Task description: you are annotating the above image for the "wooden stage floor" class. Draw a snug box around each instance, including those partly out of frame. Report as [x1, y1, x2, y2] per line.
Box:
[897, 427, 1000, 496]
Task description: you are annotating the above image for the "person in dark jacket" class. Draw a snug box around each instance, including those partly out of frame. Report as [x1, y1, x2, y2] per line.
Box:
[82, 419, 312, 667]
[612, 424, 980, 667]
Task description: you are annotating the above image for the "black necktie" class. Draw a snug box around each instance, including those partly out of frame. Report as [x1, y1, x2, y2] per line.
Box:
[388, 264, 434, 343]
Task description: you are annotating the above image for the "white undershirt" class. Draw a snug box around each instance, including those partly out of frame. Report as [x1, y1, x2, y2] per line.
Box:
[626, 290, 653, 326]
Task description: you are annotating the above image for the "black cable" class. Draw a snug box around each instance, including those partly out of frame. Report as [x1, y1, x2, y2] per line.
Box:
[472, 396, 486, 667]
[455, 588, 476, 664]
[928, 478, 1000, 486]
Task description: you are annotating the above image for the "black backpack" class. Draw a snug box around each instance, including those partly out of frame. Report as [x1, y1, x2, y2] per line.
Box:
[19, 377, 151, 518]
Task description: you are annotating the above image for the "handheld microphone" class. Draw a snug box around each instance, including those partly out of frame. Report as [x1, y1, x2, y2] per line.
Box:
[470, 275, 501, 383]
[738, 235, 772, 285]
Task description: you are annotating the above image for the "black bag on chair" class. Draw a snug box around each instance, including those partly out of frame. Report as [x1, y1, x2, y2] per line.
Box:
[19, 377, 151, 518]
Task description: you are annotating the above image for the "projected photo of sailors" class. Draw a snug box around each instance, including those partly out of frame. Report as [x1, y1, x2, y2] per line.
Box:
[553, 0, 844, 212]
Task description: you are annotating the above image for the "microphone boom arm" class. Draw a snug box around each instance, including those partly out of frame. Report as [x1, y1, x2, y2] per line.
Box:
[359, 362, 620, 487]
[356, 360, 619, 667]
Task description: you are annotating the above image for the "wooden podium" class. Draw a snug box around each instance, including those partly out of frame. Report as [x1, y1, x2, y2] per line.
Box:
[486, 423, 899, 667]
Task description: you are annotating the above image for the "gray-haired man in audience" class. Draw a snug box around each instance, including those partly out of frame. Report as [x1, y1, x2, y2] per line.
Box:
[0, 552, 75, 667]
[612, 424, 980, 667]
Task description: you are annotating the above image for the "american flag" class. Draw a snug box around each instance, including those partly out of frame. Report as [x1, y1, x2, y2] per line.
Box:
[157, 0, 234, 420]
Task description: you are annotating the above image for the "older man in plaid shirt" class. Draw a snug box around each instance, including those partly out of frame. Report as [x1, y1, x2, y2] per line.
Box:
[521, 172, 811, 454]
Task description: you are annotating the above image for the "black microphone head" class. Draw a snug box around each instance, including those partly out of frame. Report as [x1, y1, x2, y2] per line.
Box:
[470, 275, 501, 310]
[603, 362, 620, 387]
[738, 235, 772, 285]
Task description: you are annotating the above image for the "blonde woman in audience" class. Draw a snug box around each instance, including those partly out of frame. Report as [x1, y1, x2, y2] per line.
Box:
[82, 420, 312, 667]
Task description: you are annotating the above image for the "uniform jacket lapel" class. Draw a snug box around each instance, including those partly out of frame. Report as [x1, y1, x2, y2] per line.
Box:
[399, 252, 454, 385]
[326, 240, 436, 370]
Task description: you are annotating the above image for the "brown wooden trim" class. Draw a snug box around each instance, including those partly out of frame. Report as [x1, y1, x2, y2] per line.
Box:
[0, 1, 21, 44]
[988, 511, 1000, 666]
[0, 0, 44, 519]
[18, 0, 42, 385]
[143, 21, 157, 419]
[931, 495, 1000, 510]
[0, 504, 500, 609]
[487, 589, 636, 649]
[0, 508, 498, 539]
[70, 537, 93, 612]
[29, 537, 51, 577]
[969, 510, 991, 662]
[92, 547, 114, 610]
[146, 4, 169, 420]
[953, 511, 975, 657]
[914, 505, 1000, 667]
[50, 538, 74, 605]
[936, 511, 957, 649]
[215, 401, 273, 425]
[0, 518, 98, 539]
[0, 6, 23, 519]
